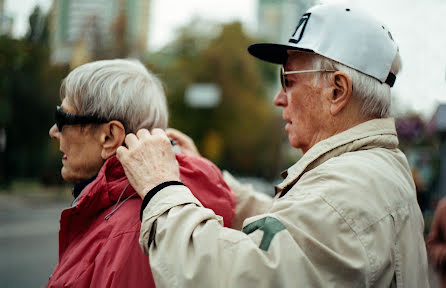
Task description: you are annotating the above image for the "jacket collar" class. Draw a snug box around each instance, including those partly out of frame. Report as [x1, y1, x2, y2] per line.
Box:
[73, 156, 136, 218]
[275, 118, 399, 195]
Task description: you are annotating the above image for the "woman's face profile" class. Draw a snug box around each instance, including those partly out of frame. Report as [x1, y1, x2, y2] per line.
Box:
[49, 99, 105, 183]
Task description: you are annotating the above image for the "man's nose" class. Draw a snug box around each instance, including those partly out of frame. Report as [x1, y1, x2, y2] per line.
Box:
[273, 89, 287, 107]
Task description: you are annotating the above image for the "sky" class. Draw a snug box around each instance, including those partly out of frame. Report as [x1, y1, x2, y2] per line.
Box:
[4, 0, 446, 119]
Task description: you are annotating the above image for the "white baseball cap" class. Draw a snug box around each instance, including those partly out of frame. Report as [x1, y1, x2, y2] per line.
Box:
[248, 2, 398, 87]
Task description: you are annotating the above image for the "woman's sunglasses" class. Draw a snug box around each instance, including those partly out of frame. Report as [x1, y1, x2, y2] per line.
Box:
[55, 106, 109, 131]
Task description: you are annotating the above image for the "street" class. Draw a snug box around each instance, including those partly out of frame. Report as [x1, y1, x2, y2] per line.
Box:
[0, 191, 441, 287]
[0, 193, 67, 288]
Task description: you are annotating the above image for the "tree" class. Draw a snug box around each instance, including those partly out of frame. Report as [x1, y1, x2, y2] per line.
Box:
[146, 20, 284, 179]
[0, 6, 68, 186]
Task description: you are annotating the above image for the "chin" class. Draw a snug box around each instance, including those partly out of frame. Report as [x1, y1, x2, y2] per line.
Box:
[288, 136, 300, 149]
[61, 168, 79, 184]
[288, 139, 307, 153]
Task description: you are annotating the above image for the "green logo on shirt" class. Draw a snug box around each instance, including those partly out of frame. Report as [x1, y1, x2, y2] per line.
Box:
[242, 216, 286, 251]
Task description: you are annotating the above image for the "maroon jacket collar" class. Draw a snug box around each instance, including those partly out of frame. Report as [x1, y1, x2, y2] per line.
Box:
[59, 156, 137, 258]
[73, 156, 136, 218]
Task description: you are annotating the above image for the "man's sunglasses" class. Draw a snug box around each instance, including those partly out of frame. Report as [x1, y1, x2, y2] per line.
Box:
[280, 66, 337, 92]
[55, 106, 109, 131]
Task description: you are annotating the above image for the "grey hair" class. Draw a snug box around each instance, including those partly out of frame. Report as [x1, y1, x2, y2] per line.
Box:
[60, 59, 168, 133]
[312, 52, 402, 118]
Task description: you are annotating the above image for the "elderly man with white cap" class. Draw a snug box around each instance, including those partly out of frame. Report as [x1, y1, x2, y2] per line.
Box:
[117, 2, 430, 287]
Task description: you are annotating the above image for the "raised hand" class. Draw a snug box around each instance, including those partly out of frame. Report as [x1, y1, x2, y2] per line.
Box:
[117, 128, 181, 199]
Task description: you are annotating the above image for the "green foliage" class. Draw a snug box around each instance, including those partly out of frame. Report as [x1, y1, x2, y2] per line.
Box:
[0, 7, 68, 186]
[146, 21, 284, 179]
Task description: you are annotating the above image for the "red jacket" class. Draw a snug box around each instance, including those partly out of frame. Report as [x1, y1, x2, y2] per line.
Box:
[46, 155, 236, 287]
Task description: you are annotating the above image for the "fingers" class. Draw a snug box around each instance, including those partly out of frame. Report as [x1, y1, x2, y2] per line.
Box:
[166, 128, 188, 144]
[122, 129, 170, 156]
[124, 133, 138, 148]
[125, 129, 152, 149]
[166, 128, 181, 139]
[166, 127, 200, 157]
[136, 128, 151, 139]
[134, 128, 167, 140]
[151, 128, 166, 136]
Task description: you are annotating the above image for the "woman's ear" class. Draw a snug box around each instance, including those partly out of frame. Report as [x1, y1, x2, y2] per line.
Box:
[100, 121, 126, 160]
[329, 71, 353, 116]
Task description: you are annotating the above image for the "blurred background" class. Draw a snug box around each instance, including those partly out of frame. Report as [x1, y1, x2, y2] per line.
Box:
[0, 0, 445, 287]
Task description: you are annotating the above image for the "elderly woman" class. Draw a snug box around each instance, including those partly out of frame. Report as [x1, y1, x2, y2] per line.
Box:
[46, 59, 236, 287]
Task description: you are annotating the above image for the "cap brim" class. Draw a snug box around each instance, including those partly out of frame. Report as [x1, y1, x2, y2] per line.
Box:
[248, 43, 313, 65]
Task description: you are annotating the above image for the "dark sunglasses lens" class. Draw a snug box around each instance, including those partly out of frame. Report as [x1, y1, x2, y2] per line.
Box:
[55, 107, 64, 131]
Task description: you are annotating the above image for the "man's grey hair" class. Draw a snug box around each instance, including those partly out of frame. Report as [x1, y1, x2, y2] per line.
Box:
[312, 52, 402, 118]
[60, 59, 168, 133]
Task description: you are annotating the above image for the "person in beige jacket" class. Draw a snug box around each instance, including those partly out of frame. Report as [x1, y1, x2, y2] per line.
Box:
[117, 2, 430, 287]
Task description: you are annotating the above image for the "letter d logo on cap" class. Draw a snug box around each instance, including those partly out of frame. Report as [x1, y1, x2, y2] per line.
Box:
[289, 13, 311, 44]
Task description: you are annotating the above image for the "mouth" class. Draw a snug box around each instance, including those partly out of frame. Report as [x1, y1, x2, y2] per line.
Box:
[283, 116, 292, 131]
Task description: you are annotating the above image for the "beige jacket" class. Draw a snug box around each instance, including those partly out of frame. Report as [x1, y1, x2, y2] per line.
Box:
[140, 118, 429, 288]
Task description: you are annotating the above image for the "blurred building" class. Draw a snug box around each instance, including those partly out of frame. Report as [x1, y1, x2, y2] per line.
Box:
[428, 104, 446, 134]
[0, 0, 13, 35]
[395, 113, 439, 212]
[257, 0, 314, 43]
[49, 0, 151, 66]
[428, 103, 446, 198]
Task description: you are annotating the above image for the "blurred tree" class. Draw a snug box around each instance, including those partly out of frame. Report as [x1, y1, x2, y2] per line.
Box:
[146, 21, 284, 179]
[26, 6, 49, 45]
[111, 11, 130, 59]
[0, 6, 68, 187]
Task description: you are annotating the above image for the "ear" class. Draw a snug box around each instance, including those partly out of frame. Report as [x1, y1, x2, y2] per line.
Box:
[99, 121, 126, 160]
[328, 71, 353, 116]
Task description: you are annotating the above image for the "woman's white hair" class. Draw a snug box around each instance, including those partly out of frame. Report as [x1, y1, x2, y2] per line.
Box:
[312, 52, 402, 118]
[60, 59, 168, 133]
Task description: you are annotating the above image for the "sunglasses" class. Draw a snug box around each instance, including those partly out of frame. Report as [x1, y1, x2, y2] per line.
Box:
[280, 66, 337, 92]
[55, 106, 109, 131]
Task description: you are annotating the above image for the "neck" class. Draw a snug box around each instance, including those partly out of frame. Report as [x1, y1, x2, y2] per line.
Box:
[331, 97, 374, 134]
[304, 111, 373, 153]
[72, 174, 97, 199]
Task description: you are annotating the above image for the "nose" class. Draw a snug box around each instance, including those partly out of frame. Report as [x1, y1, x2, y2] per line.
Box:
[49, 124, 60, 140]
[273, 89, 287, 107]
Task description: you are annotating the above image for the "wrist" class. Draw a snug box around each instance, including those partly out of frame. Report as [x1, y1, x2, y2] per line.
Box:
[140, 181, 185, 221]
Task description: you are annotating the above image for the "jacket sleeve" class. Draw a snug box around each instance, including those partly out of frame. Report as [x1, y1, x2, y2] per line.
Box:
[427, 200, 446, 269]
[222, 171, 273, 230]
[140, 184, 368, 288]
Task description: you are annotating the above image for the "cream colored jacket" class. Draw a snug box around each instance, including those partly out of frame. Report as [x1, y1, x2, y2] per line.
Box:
[139, 118, 430, 288]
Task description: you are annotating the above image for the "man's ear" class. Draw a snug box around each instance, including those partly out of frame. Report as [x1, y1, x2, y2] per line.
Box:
[329, 71, 353, 116]
[100, 121, 126, 160]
